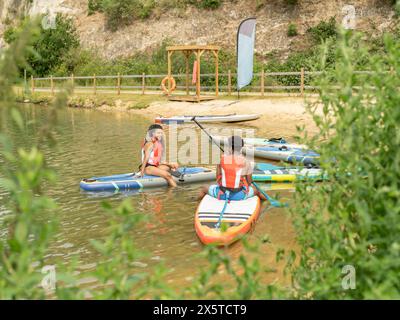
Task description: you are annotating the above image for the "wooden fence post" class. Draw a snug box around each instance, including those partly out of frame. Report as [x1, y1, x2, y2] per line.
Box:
[142, 73, 145, 95]
[228, 70, 232, 96]
[300, 68, 304, 96]
[50, 75, 54, 96]
[214, 50, 219, 97]
[93, 74, 96, 95]
[71, 73, 75, 89]
[261, 70, 265, 97]
[31, 75, 35, 93]
[117, 73, 121, 95]
[24, 69, 27, 94]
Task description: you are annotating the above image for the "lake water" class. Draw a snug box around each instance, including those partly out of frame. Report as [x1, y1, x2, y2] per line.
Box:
[0, 104, 298, 292]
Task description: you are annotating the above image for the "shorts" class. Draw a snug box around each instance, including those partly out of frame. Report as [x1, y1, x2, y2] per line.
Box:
[138, 163, 158, 170]
[208, 185, 255, 201]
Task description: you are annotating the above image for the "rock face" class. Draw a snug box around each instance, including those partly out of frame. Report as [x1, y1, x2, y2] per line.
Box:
[0, 0, 397, 58]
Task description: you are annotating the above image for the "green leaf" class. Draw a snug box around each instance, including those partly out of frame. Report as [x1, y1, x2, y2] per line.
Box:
[15, 222, 28, 243]
[11, 108, 24, 130]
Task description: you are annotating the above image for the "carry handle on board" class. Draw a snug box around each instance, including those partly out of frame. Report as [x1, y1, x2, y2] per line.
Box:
[191, 116, 285, 208]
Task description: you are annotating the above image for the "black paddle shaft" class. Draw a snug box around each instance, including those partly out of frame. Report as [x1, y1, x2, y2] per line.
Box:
[191, 116, 281, 206]
[191, 117, 224, 153]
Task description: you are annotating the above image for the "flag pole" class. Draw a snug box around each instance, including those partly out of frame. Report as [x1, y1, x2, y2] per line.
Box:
[236, 17, 256, 102]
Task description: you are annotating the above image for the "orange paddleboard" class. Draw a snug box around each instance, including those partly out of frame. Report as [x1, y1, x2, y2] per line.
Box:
[195, 195, 261, 246]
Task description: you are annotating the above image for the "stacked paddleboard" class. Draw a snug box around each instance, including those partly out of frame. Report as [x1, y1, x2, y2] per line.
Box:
[155, 114, 260, 124]
[212, 135, 319, 166]
[245, 146, 319, 166]
[252, 166, 326, 182]
[212, 135, 308, 150]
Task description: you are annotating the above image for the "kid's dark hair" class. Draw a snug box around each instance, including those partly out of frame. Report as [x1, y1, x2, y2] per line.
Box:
[148, 124, 163, 131]
[228, 135, 244, 152]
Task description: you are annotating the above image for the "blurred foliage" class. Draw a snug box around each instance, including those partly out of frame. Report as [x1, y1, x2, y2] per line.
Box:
[4, 14, 79, 77]
[183, 239, 290, 299]
[0, 19, 64, 299]
[289, 29, 400, 298]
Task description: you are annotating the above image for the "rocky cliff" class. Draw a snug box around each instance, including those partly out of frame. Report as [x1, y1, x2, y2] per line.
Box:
[0, 0, 397, 59]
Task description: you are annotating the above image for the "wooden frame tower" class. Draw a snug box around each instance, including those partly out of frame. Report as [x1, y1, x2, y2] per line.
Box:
[166, 45, 220, 102]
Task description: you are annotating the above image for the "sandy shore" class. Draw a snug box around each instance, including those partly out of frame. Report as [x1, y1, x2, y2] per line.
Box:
[97, 96, 323, 139]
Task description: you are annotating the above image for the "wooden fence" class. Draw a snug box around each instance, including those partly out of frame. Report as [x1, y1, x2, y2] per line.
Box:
[28, 70, 378, 97]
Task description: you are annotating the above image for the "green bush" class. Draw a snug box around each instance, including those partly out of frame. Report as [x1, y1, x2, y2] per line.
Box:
[3, 27, 17, 44]
[88, 0, 104, 15]
[13, 15, 79, 77]
[137, 0, 155, 19]
[289, 31, 400, 299]
[264, 48, 320, 86]
[287, 23, 298, 37]
[100, 0, 156, 31]
[1, 15, 79, 77]
[102, 0, 137, 31]
[395, 0, 400, 16]
[87, 0, 223, 29]
[307, 16, 338, 43]
[198, 0, 222, 9]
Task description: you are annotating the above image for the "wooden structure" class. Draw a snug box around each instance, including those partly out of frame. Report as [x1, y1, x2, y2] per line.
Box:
[166, 45, 220, 102]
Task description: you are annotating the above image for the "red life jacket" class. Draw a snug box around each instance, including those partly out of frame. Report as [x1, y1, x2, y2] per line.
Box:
[217, 154, 249, 192]
[141, 139, 163, 166]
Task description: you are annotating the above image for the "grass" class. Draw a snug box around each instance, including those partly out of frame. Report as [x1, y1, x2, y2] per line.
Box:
[14, 87, 168, 109]
[14, 85, 317, 110]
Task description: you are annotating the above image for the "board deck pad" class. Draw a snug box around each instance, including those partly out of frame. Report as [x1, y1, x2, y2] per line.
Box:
[197, 195, 259, 225]
[195, 195, 261, 245]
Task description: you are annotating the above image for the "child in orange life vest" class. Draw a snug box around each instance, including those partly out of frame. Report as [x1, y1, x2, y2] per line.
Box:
[139, 124, 179, 187]
[199, 136, 266, 201]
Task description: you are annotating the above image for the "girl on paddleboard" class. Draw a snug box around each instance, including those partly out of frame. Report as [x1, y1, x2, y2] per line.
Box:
[199, 135, 266, 201]
[139, 124, 179, 187]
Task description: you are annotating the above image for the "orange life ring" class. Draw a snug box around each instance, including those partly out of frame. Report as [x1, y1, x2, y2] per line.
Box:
[161, 76, 176, 94]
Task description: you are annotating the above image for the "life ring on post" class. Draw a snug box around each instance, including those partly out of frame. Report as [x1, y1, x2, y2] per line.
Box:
[161, 76, 176, 94]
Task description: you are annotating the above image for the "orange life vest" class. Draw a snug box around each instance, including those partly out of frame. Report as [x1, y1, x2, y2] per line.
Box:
[141, 139, 163, 166]
[217, 154, 249, 192]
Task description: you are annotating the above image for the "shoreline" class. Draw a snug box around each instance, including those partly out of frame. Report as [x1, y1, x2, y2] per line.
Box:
[17, 91, 322, 138]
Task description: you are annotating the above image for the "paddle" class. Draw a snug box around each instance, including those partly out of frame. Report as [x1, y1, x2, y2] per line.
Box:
[252, 182, 287, 207]
[192, 117, 224, 153]
[191, 116, 284, 208]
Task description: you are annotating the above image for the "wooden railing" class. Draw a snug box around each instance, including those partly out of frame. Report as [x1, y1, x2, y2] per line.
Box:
[28, 70, 379, 97]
